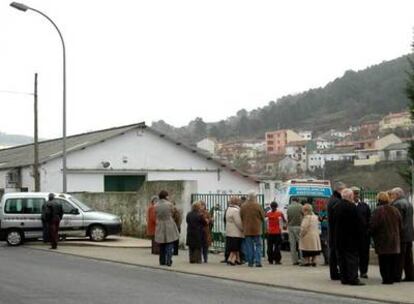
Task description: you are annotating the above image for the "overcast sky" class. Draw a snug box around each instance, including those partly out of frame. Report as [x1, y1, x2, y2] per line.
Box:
[0, 0, 413, 138]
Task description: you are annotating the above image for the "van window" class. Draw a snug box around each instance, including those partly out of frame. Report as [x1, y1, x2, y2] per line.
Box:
[5, 198, 45, 214]
[55, 199, 76, 214]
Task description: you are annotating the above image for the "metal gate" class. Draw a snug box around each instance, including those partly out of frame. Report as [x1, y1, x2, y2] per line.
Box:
[190, 193, 265, 253]
[360, 190, 378, 210]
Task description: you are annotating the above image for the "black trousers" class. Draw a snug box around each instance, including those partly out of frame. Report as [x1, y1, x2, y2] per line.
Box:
[224, 236, 230, 261]
[329, 245, 340, 280]
[320, 229, 329, 264]
[378, 254, 399, 284]
[189, 247, 202, 263]
[267, 234, 282, 264]
[337, 249, 359, 284]
[359, 236, 370, 275]
[48, 219, 60, 249]
[396, 242, 414, 281]
[173, 240, 179, 256]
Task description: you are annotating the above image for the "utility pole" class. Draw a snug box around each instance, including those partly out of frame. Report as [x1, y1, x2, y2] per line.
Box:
[33, 73, 40, 192]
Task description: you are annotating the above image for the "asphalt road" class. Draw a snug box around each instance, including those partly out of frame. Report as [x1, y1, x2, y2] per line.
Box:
[0, 246, 384, 304]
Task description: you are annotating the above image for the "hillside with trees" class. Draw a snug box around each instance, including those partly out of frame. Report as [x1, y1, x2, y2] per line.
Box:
[0, 132, 33, 147]
[152, 54, 413, 143]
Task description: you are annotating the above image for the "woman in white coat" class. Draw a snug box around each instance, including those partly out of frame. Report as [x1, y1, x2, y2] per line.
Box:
[225, 197, 244, 265]
[299, 204, 321, 266]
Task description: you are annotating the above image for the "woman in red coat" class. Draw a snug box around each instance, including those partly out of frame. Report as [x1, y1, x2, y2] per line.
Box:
[147, 196, 159, 254]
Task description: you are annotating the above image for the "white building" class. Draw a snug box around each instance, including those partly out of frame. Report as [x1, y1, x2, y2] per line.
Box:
[196, 137, 217, 155]
[242, 140, 266, 152]
[0, 123, 259, 194]
[314, 138, 335, 150]
[308, 147, 355, 171]
[383, 143, 409, 161]
[285, 140, 308, 172]
[298, 131, 312, 140]
[330, 129, 352, 138]
[353, 133, 403, 166]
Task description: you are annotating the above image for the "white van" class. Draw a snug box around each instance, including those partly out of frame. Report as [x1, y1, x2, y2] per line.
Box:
[0, 192, 122, 246]
[275, 179, 332, 212]
[274, 179, 332, 246]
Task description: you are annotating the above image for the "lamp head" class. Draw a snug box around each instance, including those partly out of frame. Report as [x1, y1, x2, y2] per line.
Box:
[10, 2, 29, 12]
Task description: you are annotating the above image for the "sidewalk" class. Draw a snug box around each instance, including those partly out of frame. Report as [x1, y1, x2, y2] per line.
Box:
[27, 240, 413, 304]
[26, 236, 151, 248]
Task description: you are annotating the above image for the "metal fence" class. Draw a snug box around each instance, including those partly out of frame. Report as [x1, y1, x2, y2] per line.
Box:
[360, 190, 378, 211]
[190, 193, 265, 253]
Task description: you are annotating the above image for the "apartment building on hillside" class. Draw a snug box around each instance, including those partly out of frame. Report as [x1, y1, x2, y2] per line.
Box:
[265, 129, 303, 155]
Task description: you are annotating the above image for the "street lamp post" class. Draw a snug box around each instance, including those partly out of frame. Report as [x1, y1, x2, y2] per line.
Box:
[10, 2, 67, 193]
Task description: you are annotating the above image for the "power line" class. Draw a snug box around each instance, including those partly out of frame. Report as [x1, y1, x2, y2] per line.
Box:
[0, 89, 33, 96]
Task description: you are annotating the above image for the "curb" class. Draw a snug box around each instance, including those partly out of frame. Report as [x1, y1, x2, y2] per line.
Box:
[25, 241, 150, 249]
[25, 246, 409, 304]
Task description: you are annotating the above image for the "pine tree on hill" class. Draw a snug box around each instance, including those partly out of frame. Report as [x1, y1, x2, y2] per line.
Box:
[401, 41, 414, 187]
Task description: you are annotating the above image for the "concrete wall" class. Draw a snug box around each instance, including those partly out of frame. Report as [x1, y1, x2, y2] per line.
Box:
[70, 180, 196, 243]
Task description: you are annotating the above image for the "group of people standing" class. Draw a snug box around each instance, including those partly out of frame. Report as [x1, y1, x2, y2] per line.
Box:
[146, 184, 414, 287]
[223, 193, 266, 267]
[328, 183, 414, 286]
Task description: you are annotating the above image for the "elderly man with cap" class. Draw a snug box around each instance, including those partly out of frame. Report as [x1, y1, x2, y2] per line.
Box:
[352, 186, 371, 279]
[327, 181, 346, 280]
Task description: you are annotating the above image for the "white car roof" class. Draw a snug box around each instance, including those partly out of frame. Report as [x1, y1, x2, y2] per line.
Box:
[1, 192, 70, 199]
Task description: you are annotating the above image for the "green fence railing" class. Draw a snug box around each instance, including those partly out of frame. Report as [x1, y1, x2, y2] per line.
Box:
[360, 190, 378, 211]
[190, 193, 265, 253]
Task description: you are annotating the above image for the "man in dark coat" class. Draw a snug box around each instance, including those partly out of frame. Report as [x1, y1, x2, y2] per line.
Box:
[334, 188, 364, 286]
[352, 186, 371, 279]
[327, 181, 346, 280]
[391, 187, 414, 282]
[41, 193, 64, 250]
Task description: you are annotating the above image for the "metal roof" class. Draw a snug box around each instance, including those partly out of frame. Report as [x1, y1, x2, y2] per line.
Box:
[0, 123, 145, 170]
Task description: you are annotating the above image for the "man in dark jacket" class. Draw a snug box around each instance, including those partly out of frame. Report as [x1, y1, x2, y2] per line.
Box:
[391, 187, 414, 282]
[352, 186, 371, 279]
[42, 193, 64, 250]
[335, 188, 364, 286]
[327, 181, 346, 280]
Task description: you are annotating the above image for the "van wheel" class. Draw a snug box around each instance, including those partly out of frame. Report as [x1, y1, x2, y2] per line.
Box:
[6, 229, 23, 246]
[89, 225, 106, 242]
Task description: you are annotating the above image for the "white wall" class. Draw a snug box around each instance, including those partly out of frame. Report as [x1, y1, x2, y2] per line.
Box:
[21, 167, 34, 190]
[26, 128, 257, 194]
[196, 138, 216, 155]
